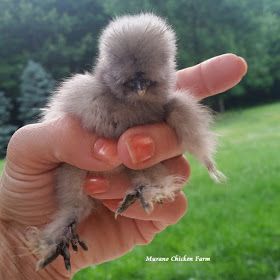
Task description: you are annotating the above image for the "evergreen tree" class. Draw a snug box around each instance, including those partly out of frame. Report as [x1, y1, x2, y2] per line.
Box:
[0, 91, 17, 158]
[18, 60, 55, 124]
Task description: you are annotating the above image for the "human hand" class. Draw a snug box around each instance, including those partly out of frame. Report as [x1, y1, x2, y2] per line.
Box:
[0, 53, 247, 279]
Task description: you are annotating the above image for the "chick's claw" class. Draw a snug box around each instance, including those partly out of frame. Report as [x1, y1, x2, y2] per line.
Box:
[37, 221, 88, 272]
[59, 241, 71, 271]
[115, 185, 152, 218]
[78, 240, 88, 251]
[36, 247, 60, 271]
[138, 189, 153, 213]
[115, 189, 140, 218]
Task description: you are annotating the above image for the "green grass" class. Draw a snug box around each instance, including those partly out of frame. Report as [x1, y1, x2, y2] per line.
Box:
[1, 103, 280, 280]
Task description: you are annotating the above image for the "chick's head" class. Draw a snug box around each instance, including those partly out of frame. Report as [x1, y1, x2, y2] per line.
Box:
[96, 13, 177, 103]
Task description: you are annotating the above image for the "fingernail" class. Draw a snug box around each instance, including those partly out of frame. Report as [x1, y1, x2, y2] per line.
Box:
[93, 139, 117, 163]
[238, 56, 248, 75]
[126, 135, 155, 164]
[85, 177, 110, 194]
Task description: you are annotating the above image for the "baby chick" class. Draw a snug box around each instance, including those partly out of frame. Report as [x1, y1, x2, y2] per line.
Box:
[32, 13, 225, 271]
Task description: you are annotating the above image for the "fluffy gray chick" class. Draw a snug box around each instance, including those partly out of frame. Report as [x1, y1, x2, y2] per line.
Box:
[31, 13, 225, 271]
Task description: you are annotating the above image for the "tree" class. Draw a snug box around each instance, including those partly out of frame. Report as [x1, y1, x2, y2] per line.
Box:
[0, 91, 17, 158]
[0, 0, 107, 97]
[18, 60, 55, 124]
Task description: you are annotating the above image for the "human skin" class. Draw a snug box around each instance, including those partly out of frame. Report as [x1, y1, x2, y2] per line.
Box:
[0, 54, 247, 279]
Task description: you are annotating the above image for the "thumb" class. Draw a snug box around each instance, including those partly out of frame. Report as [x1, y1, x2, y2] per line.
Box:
[6, 115, 121, 173]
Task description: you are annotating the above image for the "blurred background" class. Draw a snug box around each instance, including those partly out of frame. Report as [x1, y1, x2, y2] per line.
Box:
[0, 0, 279, 279]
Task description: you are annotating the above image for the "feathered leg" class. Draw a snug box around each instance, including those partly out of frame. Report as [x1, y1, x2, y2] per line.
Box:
[165, 90, 226, 182]
[27, 164, 95, 271]
[116, 163, 185, 216]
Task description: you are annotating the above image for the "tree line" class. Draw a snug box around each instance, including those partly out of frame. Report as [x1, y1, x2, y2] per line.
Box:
[0, 0, 279, 157]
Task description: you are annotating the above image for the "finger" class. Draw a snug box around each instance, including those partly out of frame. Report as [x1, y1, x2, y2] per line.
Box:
[132, 220, 163, 245]
[103, 191, 188, 225]
[176, 53, 248, 100]
[84, 156, 190, 200]
[7, 115, 121, 173]
[129, 219, 170, 245]
[132, 217, 186, 245]
[117, 123, 184, 170]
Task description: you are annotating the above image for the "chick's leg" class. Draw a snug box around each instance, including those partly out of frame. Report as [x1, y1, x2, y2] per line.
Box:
[27, 164, 94, 271]
[115, 164, 184, 216]
[166, 91, 226, 182]
[114, 185, 148, 216]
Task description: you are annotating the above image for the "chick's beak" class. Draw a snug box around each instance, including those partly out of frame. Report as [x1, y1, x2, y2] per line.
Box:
[135, 80, 147, 97]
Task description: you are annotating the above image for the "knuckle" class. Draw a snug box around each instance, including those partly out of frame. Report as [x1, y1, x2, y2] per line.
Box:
[175, 157, 191, 180]
[169, 193, 188, 224]
[164, 156, 191, 182]
[6, 124, 34, 157]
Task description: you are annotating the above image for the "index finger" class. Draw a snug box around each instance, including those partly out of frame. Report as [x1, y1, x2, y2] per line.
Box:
[7, 116, 121, 173]
[176, 53, 248, 100]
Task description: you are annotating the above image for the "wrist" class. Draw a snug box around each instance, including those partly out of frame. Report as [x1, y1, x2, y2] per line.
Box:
[0, 220, 69, 280]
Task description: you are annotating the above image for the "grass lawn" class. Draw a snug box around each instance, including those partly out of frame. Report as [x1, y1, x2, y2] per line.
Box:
[1, 103, 280, 279]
